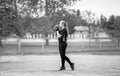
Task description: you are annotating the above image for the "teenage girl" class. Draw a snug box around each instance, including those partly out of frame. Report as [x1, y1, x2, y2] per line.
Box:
[54, 20, 74, 71]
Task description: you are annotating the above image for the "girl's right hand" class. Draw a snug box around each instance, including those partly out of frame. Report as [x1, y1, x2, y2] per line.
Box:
[57, 31, 61, 38]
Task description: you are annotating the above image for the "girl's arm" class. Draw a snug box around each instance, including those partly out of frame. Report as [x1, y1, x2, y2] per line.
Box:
[57, 31, 61, 38]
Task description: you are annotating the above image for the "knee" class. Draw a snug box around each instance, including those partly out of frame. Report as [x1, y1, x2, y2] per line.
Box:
[61, 55, 66, 58]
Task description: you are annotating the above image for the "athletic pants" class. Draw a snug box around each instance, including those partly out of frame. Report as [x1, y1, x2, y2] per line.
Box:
[59, 42, 72, 67]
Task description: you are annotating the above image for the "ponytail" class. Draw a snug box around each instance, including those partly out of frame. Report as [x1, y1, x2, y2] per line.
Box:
[65, 22, 69, 36]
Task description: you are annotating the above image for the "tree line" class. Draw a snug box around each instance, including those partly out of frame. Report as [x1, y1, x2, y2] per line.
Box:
[0, 0, 120, 46]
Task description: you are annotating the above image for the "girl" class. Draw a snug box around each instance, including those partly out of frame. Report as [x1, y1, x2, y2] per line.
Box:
[55, 20, 74, 71]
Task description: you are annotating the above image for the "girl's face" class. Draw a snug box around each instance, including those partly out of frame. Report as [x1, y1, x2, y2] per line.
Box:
[59, 21, 65, 29]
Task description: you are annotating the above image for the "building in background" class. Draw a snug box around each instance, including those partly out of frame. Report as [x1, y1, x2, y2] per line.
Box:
[74, 26, 89, 39]
[73, 26, 109, 39]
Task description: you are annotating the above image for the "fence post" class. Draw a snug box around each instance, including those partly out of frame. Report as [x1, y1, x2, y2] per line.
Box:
[18, 38, 21, 54]
[118, 38, 120, 47]
[82, 38, 84, 49]
[2, 38, 5, 47]
[99, 38, 102, 49]
[42, 38, 45, 53]
[89, 38, 91, 46]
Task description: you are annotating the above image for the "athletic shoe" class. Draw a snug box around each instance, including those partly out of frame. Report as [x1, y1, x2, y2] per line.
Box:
[59, 67, 65, 71]
[70, 63, 74, 70]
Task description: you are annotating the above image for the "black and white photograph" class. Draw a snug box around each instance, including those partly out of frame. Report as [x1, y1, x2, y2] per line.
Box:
[0, 0, 120, 76]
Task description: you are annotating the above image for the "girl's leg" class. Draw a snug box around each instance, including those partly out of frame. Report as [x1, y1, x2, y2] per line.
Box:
[59, 43, 65, 70]
[63, 43, 74, 70]
[63, 43, 72, 65]
[59, 42, 74, 70]
[59, 43, 65, 68]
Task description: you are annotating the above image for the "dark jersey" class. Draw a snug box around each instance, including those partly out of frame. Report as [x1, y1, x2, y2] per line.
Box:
[58, 28, 68, 43]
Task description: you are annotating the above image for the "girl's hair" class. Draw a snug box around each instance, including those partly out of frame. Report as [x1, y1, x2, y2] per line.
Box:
[60, 20, 69, 35]
[65, 22, 69, 35]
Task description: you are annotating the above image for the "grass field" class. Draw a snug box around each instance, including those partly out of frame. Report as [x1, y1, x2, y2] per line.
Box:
[1, 54, 120, 76]
[1, 39, 120, 76]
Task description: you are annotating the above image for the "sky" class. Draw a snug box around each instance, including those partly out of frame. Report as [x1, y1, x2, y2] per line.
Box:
[71, 0, 120, 18]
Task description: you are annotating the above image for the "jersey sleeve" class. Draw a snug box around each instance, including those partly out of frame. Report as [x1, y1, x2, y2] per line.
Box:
[59, 29, 67, 37]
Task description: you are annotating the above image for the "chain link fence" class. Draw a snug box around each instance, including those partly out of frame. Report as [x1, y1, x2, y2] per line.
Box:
[0, 36, 120, 55]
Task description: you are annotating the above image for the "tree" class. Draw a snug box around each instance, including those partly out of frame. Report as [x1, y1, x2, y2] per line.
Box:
[51, 9, 88, 35]
[114, 16, 120, 38]
[100, 15, 107, 29]
[76, 10, 87, 26]
[103, 15, 116, 37]
[100, 15, 120, 46]
[82, 10, 97, 38]
[0, 0, 24, 47]
[17, 0, 43, 17]
[106, 15, 120, 46]
[44, 0, 80, 45]
[51, 9, 77, 34]
[16, 0, 80, 46]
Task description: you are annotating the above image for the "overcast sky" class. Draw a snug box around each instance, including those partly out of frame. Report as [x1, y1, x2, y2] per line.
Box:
[71, 0, 120, 18]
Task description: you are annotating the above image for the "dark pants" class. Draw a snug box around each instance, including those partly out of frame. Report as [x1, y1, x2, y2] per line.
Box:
[59, 42, 72, 67]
